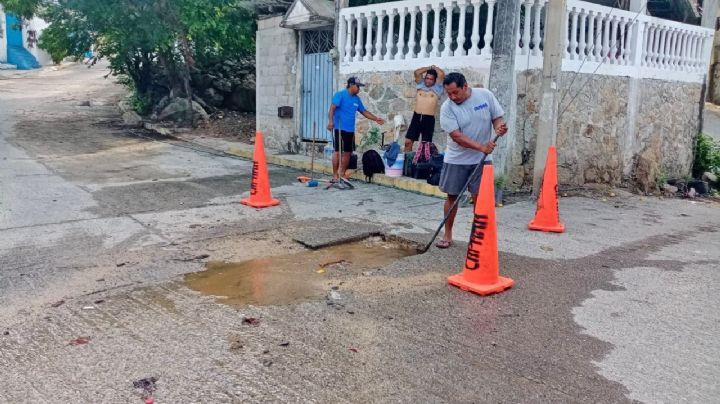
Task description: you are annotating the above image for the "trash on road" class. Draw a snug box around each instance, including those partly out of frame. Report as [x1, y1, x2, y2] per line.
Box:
[69, 336, 91, 346]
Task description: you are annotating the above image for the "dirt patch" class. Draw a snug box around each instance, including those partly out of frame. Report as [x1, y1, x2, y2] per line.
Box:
[186, 111, 255, 144]
[11, 115, 137, 157]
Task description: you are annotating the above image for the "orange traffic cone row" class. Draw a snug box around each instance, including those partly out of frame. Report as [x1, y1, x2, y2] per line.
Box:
[529, 146, 564, 233]
[448, 165, 514, 296]
[240, 131, 280, 208]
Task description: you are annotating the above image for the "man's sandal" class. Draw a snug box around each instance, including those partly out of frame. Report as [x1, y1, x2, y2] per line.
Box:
[435, 239, 453, 249]
[340, 177, 355, 189]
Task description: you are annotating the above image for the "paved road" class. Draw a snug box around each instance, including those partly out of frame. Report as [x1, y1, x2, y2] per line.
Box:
[1, 64, 719, 403]
[703, 103, 720, 142]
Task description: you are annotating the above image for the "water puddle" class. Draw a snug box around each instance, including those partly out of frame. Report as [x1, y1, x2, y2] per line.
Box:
[184, 237, 417, 306]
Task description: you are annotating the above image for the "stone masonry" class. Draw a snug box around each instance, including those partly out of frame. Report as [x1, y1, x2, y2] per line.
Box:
[342, 69, 701, 190]
[255, 18, 702, 189]
[256, 16, 298, 151]
[343, 69, 489, 152]
[516, 71, 701, 189]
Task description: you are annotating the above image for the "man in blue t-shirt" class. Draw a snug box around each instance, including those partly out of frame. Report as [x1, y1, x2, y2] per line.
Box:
[327, 77, 385, 182]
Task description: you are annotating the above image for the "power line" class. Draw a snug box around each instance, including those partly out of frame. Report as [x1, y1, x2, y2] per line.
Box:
[557, 0, 621, 109]
[558, 4, 648, 120]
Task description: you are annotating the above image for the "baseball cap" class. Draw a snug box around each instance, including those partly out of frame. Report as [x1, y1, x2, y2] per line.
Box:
[347, 77, 366, 87]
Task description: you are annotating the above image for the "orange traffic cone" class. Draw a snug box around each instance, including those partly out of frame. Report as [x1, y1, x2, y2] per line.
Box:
[240, 131, 280, 208]
[448, 165, 514, 296]
[529, 146, 564, 233]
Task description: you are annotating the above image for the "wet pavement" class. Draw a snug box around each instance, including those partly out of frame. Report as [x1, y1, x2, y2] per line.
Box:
[185, 237, 417, 306]
[1, 64, 719, 403]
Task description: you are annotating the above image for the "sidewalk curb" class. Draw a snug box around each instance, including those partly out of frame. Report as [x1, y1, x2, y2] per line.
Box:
[226, 146, 446, 199]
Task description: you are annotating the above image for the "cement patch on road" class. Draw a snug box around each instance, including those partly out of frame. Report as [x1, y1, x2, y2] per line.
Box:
[574, 228, 720, 403]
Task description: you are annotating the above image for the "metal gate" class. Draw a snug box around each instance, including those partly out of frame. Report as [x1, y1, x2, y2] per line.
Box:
[301, 30, 334, 142]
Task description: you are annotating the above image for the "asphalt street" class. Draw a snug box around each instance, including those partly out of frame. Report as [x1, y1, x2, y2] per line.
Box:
[1, 64, 718, 403]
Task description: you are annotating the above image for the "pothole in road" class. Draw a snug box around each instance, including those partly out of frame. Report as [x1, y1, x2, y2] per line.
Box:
[184, 237, 417, 306]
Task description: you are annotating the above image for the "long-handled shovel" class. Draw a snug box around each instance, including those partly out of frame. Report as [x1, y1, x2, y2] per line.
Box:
[418, 135, 500, 253]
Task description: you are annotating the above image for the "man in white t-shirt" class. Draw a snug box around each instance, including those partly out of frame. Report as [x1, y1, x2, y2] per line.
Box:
[435, 72, 507, 249]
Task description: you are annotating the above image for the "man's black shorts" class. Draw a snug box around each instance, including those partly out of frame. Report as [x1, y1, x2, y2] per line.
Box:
[333, 129, 355, 152]
[405, 112, 435, 142]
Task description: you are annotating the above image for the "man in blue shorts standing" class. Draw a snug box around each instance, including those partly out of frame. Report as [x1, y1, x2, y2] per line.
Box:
[327, 77, 385, 183]
[435, 72, 508, 249]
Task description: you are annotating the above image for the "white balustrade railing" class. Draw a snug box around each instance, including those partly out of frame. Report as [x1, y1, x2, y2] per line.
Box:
[338, 0, 715, 83]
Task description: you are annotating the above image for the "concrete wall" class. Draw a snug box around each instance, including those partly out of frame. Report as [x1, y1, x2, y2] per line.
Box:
[0, 9, 51, 66]
[338, 68, 701, 189]
[255, 16, 298, 151]
[27, 17, 52, 66]
[0, 7, 7, 63]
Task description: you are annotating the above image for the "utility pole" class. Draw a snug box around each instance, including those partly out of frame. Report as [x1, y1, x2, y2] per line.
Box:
[532, 0, 566, 196]
[701, 0, 719, 110]
[701, 0, 719, 29]
[628, 0, 647, 14]
[487, 0, 521, 178]
[334, 0, 349, 89]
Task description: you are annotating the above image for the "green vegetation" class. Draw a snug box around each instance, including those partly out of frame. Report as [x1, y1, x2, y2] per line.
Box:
[693, 134, 720, 177]
[1, 0, 256, 117]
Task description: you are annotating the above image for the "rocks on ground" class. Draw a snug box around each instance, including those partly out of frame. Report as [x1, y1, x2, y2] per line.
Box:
[157, 98, 210, 123]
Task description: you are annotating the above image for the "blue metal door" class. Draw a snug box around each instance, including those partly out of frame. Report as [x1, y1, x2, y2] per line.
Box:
[6, 14, 23, 47]
[301, 31, 334, 142]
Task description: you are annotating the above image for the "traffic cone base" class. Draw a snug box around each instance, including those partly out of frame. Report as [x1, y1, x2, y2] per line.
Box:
[240, 198, 280, 208]
[448, 273, 514, 296]
[528, 220, 565, 233]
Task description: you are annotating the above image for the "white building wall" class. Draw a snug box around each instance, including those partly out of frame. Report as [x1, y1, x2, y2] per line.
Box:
[0, 6, 7, 63]
[256, 16, 299, 151]
[27, 17, 52, 65]
[0, 8, 52, 66]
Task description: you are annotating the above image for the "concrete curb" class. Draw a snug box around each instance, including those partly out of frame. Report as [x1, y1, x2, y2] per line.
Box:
[226, 145, 447, 199]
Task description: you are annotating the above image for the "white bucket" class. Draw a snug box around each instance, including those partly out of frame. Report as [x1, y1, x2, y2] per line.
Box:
[384, 151, 404, 177]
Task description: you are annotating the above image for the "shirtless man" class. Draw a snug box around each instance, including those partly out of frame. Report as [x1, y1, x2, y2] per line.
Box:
[404, 65, 445, 152]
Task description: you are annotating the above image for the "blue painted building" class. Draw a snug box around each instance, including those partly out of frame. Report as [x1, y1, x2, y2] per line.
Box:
[0, 6, 50, 69]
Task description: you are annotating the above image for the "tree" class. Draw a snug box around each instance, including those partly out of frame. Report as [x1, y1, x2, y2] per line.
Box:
[1, 0, 257, 118]
[0, 0, 43, 18]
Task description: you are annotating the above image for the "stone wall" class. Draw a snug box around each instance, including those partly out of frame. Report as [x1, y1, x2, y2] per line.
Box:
[516, 71, 701, 189]
[343, 68, 701, 189]
[256, 17, 298, 151]
[634, 79, 701, 180]
[515, 72, 630, 187]
[341, 69, 489, 151]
